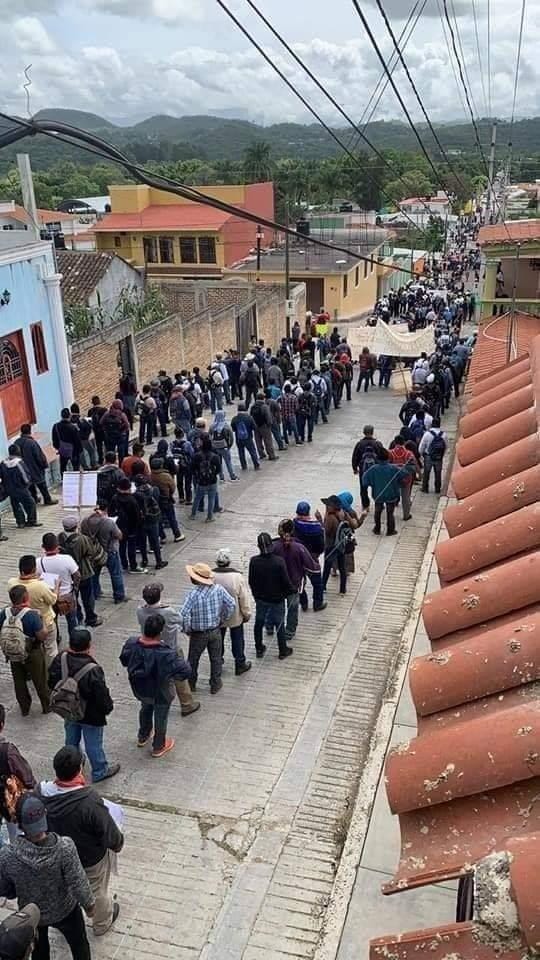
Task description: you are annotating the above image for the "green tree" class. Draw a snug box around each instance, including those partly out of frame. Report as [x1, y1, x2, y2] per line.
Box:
[384, 169, 434, 205]
[423, 215, 446, 252]
[243, 141, 273, 182]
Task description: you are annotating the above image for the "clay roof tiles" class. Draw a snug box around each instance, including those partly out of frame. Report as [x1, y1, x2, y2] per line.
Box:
[478, 219, 540, 245]
[92, 203, 232, 232]
[57, 250, 121, 305]
[370, 331, 540, 953]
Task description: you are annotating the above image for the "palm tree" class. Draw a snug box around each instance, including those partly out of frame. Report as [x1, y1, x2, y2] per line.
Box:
[243, 141, 273, 182]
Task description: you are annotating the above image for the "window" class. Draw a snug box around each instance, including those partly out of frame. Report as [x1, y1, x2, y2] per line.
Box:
[30, 323, 49, 374]
[198, 236, 216, 263]
[180, 236, 197, 263]
[159, 237, 175, 264]
[114, 236, 121, 248]
[0, 339, 23, 386]
[355, 266, 359, 287]
[143, 237, 158, 263]
[343, 274, 348, 298]
[363, 260, 368, 279]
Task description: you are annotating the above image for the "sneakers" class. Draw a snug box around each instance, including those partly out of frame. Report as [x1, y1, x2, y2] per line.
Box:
[174, 534, 186, 542]
[151, 737, 175, 758]
[114, 597, 129, 604]
[235, 661, 252, 676]
[372, 526, 381, 535]
[205, 516, 215, 523]
[230, 477, 240, 482]
[255, 644, 266, 659]
[44, 499, 59, 506]
[181, 701, 201, 717]
[156, 560, 169, 570]
[86, 617, 103, 627]
[278, 647, 294, 660]
[130, 566, 147, 574]
[95, 762, 121, 782]
[137, 732, 152, 747]
[210, 679, 223, 694]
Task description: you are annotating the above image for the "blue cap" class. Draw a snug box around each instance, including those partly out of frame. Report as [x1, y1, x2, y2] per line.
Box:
[296, 501, 310, 516]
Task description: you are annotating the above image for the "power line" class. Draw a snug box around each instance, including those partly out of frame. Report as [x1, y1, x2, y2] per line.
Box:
[350, 0, 453, 197]
[436, 0, 469, 121]
[216, 0, 437, 232]
[0, 112, 419, 276]
[471, 0, 489, 118]
[510, 0, 526, 126]
[486, 0, 492, 118]
[372, 0, 469, 195]
[449, 0, 482, 121]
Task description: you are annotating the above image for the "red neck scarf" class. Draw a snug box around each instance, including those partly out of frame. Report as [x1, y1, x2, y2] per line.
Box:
[55, 773, 86, 789]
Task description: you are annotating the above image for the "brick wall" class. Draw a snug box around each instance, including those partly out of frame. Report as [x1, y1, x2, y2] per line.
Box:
[135, 316, 185, 382]
[71, 334, 122, 410]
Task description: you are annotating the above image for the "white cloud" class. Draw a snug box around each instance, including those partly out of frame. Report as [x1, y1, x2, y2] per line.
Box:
[12, 16, 56, 54]
[89, 0, 207, 21]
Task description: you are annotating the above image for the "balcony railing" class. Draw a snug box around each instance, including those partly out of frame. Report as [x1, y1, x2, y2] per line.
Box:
[479, 298, 540, 318]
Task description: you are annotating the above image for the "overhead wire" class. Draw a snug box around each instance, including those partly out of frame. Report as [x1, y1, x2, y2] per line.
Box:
[448, 0, 482, 121]
[504, 0, 527, 199]
[436, 0, 469, 121]
[471, 0, 489, 118]
[0, 111, 418, 276]
[215, 0, 437, 233]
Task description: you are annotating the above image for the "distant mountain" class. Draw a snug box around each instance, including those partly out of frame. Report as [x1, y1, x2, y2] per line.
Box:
[0, 109, 539, 175]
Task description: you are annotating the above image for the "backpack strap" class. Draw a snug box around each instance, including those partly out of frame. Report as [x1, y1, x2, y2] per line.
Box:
[8, 609, 26, 626]
[60, 651, 69, 681]
[72, 661, 98, 683]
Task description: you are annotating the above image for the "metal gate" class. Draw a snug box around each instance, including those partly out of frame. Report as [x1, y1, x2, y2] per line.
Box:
[235, 304, 257, 356]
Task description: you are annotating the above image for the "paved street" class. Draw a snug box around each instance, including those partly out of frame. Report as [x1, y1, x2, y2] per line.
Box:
[0, 376, 450, 960]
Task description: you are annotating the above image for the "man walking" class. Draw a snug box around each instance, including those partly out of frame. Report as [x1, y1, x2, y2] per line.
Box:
[37, 533, 80, 638]
[110, 478, 145, 574]
[293, 501, 326, 611]
[0, 446, 40, 529]
[38, 745, 123, 936]
[15, 425, 58, 506]
[0, 586, 50, 716]
[48, 627, 120, 783]
[362, 449, 404, 536]
[0, 793, 95, 960]
[420, 418, 447, 494]
[250, 393, 278, 461]
[212, 549, 252, 676]
[273, 520, 322, 644]
[52, 408, 82, 473]
[179, 563, 235, 695]
[120, 612, 192, 758]
[58, 517, 103, 628]
[132, 466, 168, 571]
[248, 533, 294, 660]
[230, 404, 260, 471]
[191, 436, 221, 523]
[8, 555, 58, 664]
[389, 435, 418, 521]
[351, 425, 384, 512]
[82, 503, 126, 604]
[136, 582, 200, 716]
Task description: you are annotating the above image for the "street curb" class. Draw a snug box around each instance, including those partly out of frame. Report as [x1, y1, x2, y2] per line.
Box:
[313, 496, 448, 960]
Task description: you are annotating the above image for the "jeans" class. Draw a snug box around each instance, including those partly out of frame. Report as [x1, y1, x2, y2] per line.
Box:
[33, 905, 91, 960]
[78, 577, 98, 625]
[59, 453, 80, 474]
[138, 698, 171, 751]
[283, 416, 300, 443]
[177, 467, 193, 501]
[161, 500, 181, 537]
[188, 629, 222, 688]
[344, 379, 352, 401]
[356, 370, 370, 392]
[271, 421, 286, 449]
[218, 447, 237, 479]
[191, 483, 217, 520]
[65, 721, 109, 781]
[139, 414, 156, 445]
[314, 400, 328, 424]
[297, 412, 314, 441]
[119, 531, 138, 570]
[138, 523, 163, 567]
[323, 550, 347, 593]
[254, 599, 287, 653]
[81, 438, 99, 468]
[379, 368, 392, 388]
[10, 489, 37, 526]
[300, 569, 324, 610]
[220, 623, 246, 664]
[93, 550, 125, 602]
[374, 500, 397, 534]
[422, 455, 443, 493]
[285, 592, 300, 641]
[237, 438, 259, 469]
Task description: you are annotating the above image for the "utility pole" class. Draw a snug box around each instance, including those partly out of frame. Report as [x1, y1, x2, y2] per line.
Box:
[486, 121, 497, 223]
[284, 199, 291, 337]
[506, 242, 521, 363]
[17, 153, 40, 242]
[256, 224, 263, 278]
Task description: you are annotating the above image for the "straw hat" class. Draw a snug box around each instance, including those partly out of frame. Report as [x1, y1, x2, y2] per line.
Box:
[186, 562, 214, 585]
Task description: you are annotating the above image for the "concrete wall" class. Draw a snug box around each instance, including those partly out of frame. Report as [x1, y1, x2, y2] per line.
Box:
[88, 256, 144, 313]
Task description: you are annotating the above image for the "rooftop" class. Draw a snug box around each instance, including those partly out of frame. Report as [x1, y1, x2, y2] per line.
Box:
[466, 312, 540, 386]
[93, 203, 232, 233]
[0, 201, 77, 224]
[56, 250, 136, 305]
[478, 219, 540, 245]
[400, 195, 450, 206]
[227, 243, 379, 275]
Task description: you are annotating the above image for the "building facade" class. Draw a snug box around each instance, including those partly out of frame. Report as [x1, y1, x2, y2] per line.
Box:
[0, 236, 73, 456]
[94, 182, 275, 279]
[478, 220, 540, 317]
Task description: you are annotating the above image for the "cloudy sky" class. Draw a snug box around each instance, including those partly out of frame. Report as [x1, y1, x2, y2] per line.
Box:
[1, 0, 538, 126]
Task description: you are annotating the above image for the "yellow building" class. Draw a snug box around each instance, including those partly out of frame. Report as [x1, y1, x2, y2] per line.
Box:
[224, 241, 392, 319]
[478, 221, 540, 317]
[94, 182, 275, 278]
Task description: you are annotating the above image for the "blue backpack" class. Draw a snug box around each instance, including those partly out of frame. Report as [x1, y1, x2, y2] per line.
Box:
[236, 419, 249, 442]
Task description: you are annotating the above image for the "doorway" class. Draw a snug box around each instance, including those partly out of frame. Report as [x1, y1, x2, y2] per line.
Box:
[117, 334, 137, 384]
[0, 331, 35, 437]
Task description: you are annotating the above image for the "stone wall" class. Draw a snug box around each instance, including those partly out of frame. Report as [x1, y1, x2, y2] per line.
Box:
[135, 316, 184, 383]
[70, 328, 124, 410]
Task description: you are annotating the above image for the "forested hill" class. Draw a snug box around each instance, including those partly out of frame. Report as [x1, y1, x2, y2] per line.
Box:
[0, 108, 538, 173]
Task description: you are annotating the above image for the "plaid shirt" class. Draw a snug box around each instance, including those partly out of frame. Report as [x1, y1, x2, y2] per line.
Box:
[179, 584, 235, 634]
[280, 393, 298, 420]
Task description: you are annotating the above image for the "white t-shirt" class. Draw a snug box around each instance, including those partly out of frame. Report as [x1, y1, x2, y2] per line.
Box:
[37, 553, 79, 597]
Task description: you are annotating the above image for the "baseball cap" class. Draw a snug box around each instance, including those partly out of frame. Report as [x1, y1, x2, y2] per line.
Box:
[0, 905, 40, 960]
[18, 795, 47, 838]
[321, 495, 343, 509]
[62, 515, 78, 531]
[296, 501, 310, 516]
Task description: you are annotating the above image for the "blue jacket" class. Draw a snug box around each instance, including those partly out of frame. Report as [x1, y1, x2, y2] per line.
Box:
[293, 517, 325, 559]
[362, 462, 406, 503]
[119, 636, 191, 704]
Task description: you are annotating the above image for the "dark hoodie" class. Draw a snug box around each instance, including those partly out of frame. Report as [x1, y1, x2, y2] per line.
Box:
[0, 832, 94, 925]
[100, 400, 130, 440]
[38, 781, 123, 868]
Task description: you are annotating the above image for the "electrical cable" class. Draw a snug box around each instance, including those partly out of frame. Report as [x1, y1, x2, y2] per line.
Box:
[373, 0, 469, 195]
[449, 0, 482, 121]
[503, 0, 526, 213]
[471, 0, 489, 119]
[436, 0, 469, 121]
[0, 111, 418, 276]
[215, 0, 437, 232]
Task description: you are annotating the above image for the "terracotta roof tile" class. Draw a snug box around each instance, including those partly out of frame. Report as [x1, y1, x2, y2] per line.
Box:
[478, 219, 540, 245]
[466, 313, 540, 389]
[378, 334, 540, 903]
[6, 204, 77, 224]
[93, 203, 231, 232]
[57, 250, 121, 305]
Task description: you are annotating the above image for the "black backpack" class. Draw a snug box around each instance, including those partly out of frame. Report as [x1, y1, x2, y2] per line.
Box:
[171, 440, 192, 472]
[429, 430, 446, 461]
[101, 412, 123, 440]
[97, 468, 121, 505]
[251, 403, 266, 427]
[135, 485, 161, 522]
[197, 454, 218, 486]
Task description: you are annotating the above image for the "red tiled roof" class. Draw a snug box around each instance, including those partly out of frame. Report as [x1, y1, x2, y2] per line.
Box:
[5, 204, 77, 224]
[400, 196, 450, 205]
[376, 334, 540, 909]
[478, 219, 540, 245]
[93, 204, 232, 232]
[466, 312, 540, 389]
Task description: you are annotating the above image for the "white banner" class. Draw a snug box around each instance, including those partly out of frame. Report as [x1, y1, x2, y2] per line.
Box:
[347, 321, 435, 358]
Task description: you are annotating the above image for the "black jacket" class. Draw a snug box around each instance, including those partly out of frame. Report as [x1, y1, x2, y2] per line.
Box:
[351, 437, 384, 474]
[48, 651, 114, 726]
[52, 420, 82, 454]
[37, 784, 123, 868]
[109, 492, 141, 534]
[14, 435, 48, 484]
[0, 459, 30, 497]
[248, 554, 294, 602]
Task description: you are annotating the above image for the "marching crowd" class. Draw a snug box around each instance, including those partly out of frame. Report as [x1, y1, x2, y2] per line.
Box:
[0, 212, 478, 957]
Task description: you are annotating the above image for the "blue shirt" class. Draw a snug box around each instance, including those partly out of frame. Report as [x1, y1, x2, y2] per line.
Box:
[179, 584, 235, 634]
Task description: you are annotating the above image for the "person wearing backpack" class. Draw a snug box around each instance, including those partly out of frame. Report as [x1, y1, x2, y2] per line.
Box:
[351, 425, 385, 512]
[0, 585, 50, 716]
[38, 746, 123, 936]
[361, 448, 404, 536]
[0, 445, 41, 530]
[191, 436, 222, 523]
[409, 407, 433, 443]
[250, 394, 277, 462]
[297, 383, 317, 443]
[96, 452, 126, 508]
[58, 517, 103, 629]
[110, 478, 146, 574]
[419, 419, 447, 494]
[100, 400, 130, 461]
[52, 409, 82, 474]
[48, 627, 119, 784]
[241, 360, 261, 408]
[311, 371, 328, 425]
[0, 703, 36, 842]
[230, 405, 260, 471]
[209, 410, 239, 481]
[170, 428, 194, 504]
[81, 503, 126, 604]
[132, 464, 168, 571]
